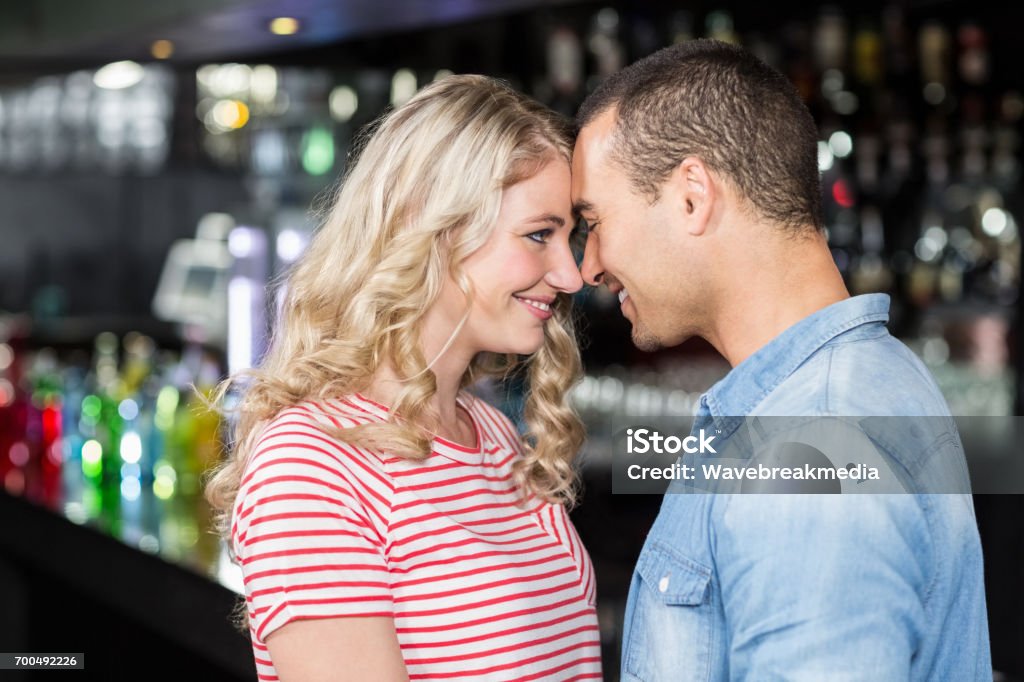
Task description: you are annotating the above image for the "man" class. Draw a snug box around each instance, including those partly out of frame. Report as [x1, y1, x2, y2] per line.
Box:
[572, 40, 990, 680]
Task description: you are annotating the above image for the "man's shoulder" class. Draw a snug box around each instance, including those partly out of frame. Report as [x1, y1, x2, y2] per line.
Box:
[757, 330, 951, 417]
[749, 332, 970, 493]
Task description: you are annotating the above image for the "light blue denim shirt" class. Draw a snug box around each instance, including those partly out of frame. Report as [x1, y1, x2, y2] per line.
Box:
[621, 294, 991, 681]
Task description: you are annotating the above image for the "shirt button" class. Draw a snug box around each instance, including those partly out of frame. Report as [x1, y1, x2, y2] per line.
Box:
[658, 575, 670, 593]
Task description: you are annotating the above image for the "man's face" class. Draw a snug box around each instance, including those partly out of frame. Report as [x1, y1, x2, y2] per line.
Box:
[571, 109, 699, 351]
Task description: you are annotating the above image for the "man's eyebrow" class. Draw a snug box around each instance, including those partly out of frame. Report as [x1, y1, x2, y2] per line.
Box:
[526, 213, 565, 227]
[572, 200, 594, 217]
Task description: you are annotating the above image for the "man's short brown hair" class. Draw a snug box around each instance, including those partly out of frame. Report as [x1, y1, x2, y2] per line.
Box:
[578, 39, 823, 230]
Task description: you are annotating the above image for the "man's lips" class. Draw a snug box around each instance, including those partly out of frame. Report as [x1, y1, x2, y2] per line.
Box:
[610, 286, 632, 320]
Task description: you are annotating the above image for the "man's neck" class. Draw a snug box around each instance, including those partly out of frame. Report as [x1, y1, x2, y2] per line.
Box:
[708, 228, 850, 368]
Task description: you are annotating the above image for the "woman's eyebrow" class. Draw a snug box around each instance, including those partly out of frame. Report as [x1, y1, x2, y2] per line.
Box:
[525, 213, 566, 226]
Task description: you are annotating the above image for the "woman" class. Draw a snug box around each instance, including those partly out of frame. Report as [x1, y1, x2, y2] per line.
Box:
[205, 75, 601, 681]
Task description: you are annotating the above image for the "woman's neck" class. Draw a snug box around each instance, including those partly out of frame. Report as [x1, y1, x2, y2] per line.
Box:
[365, 355, 476, 448]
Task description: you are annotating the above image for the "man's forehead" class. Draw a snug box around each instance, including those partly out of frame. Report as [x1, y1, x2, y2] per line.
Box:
[574, 108, 618, 165]
[572, 108, 619, 212]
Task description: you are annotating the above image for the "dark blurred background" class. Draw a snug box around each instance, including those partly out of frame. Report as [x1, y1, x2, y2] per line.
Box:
[0, 0, 1021, 679]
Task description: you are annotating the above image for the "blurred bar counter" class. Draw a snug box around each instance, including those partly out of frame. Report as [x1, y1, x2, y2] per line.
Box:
[0, 489, 253, 680]
[0, 317, 256, 679]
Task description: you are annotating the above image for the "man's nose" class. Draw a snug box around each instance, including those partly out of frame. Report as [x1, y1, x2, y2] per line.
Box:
[579, 236, 604, 287]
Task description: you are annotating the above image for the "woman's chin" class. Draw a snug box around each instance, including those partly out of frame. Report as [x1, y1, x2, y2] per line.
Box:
[485, 332, 545, 357]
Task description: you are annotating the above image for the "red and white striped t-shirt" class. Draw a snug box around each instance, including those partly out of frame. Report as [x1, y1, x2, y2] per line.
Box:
[231, 393, 602, 681]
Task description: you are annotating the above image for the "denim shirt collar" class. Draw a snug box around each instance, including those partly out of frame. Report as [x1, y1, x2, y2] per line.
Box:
[698, 294, 891, 434]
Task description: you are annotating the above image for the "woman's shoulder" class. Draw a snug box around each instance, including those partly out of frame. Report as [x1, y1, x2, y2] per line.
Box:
[231, 398, 394, 565]
[276, 395, 384, 429]
[255, 395, 386, 441]
[244, 397, 390, 485]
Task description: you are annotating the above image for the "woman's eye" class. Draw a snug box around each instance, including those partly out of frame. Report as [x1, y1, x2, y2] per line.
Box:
[527, 229, 553, 243]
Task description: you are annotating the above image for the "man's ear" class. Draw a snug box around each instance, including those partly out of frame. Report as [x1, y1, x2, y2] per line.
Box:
[674, 157, 716, 236]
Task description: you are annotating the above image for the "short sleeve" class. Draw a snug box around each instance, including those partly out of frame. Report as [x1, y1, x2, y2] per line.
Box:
[232, 412, 395, 642]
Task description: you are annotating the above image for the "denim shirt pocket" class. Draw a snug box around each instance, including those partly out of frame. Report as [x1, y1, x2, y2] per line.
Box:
[623, 542, 715, 682]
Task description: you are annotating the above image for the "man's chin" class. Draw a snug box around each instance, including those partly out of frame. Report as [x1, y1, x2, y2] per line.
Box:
[630, 323, 664, 352]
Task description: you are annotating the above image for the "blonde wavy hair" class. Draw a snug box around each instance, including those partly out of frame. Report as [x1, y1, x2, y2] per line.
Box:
[205, 75, 586, 543]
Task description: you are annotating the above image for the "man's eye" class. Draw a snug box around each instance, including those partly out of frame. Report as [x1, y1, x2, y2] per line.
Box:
[571, 217, 597, 250]
[575, 216, 599, 235]
[527, 229, 552, 243]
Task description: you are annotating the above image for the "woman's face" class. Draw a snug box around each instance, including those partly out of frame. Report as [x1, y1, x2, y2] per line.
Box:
[442, 158, 583, 357]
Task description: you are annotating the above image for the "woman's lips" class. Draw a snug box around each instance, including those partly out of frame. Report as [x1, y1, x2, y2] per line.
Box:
[515, 296, 553, 320]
